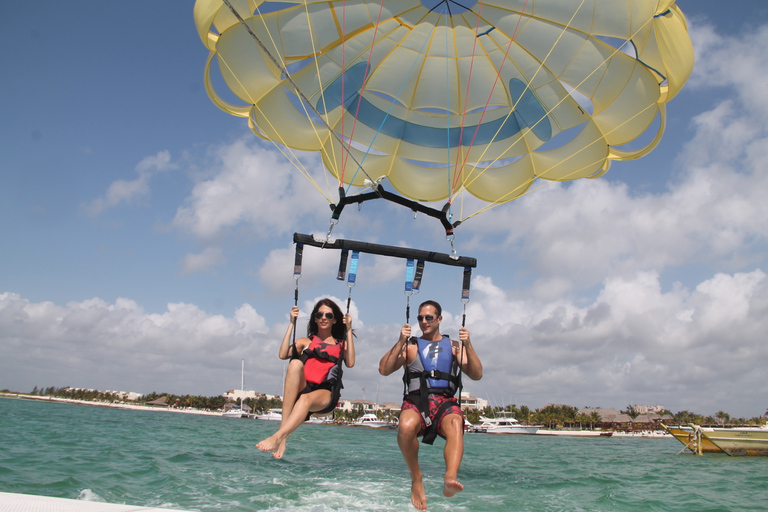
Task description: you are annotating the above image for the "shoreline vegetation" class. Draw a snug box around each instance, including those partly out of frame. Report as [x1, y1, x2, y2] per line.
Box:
[6, 389, 764, 438]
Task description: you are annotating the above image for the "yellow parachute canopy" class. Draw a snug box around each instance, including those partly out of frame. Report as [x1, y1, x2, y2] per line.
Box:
[194, 0, 694, 220]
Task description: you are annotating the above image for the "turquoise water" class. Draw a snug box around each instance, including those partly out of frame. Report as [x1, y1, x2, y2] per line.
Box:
[1, 398, 766, 511]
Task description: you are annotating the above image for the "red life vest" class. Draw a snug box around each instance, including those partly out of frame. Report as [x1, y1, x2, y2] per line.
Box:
[302, 335, 344, 385]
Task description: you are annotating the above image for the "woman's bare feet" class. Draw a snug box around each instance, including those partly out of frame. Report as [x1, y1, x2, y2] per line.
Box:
[272, 438, 287, 459]
[256, 434, 285, 458]
[411, 476, 427, 511]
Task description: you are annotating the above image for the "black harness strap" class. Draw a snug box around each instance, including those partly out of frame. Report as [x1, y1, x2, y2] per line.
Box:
[402, 339, 463, 445]
[330, 185, 459, 237]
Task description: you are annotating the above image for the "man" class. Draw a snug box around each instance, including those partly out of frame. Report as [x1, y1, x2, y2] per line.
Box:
[378, 300, 483, 512]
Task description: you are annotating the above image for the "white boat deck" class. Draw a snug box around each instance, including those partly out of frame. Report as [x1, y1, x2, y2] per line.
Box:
[0, 492, 194, 512]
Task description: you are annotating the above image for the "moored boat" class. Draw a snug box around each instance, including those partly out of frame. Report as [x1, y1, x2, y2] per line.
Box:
[698, 424, 768, 456]
[256, 408, 283, 421]
[354, 413, 390, 428]
[220, 406, 249, 419]
[478, 412, 540, 435]
[661, 423, 722, 453]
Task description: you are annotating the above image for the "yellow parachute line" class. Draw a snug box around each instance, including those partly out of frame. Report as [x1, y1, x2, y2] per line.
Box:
[300, 0, 342, 182]
[248, 102, 334, 204]
[207, 2, 335, 203]
[459, 0, 589, 189]
[461, 4, 661, 194]
[458, 99, 662, 223]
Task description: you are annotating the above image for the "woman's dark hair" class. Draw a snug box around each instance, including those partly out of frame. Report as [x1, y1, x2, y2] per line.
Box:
[307, 298, 346, 341]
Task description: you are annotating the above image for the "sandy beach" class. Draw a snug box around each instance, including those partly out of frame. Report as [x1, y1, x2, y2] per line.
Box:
[1, 393, 222, 417]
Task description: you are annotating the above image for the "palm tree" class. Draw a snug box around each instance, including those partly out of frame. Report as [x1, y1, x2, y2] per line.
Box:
[715, 411, 730, 425]
[589, 411, 601, 430]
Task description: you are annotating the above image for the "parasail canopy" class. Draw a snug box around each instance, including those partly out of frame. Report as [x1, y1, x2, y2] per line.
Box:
[194, 0, 694, 227]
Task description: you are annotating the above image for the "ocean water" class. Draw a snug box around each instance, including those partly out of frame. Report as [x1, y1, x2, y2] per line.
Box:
[0, 398, 765, 512]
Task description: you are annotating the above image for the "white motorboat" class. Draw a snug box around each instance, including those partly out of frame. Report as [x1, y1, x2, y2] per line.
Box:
[256, 408, 283, 421]
[354, 413, 390, 428]
[221, 406, 249, 419]
[478, 412, 540, 434]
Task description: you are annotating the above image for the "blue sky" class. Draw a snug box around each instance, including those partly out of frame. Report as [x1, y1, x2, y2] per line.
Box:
[2, 1, 767, 418]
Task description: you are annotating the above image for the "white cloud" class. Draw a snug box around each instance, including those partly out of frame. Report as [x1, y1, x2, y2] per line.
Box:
[171, 139, 329, 240]
[453, 269, 768, 417]
[0, 292, 276, 397]
[180, 247, 226, 275]
[81, 150, 176, 216]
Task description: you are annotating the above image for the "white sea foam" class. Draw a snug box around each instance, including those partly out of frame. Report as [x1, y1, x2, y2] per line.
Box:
[77, 489, 105, 502]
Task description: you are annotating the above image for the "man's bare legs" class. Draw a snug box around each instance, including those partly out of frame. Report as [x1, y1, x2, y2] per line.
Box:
[440, 413, 465, 497]
[398, 410, 427, 511]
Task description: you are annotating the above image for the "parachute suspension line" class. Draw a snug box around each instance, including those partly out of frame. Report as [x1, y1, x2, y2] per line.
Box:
[246, 105, 333, 204]
[340, 0, 387, 191]
[468, 0, 655, 181]
[449, 0, 486, 205]
[328, 19, 462, 241]
[343, 12, 437, 186]
[297, 0, 342, 182]
[207, 11, 334, 203]
[220, 0, 375, 187]
[458, 101, 663, 223]
[452, 0, 528, 198]
[455, 5, 663, 223]
[461, 0, 587, 180]
[404, 259, 425, 324]
[340, 1, 347, 186]
[443, 12, 454, 211]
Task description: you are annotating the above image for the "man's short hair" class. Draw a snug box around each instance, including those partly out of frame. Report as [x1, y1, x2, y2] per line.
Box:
[418, 300, 442, 317]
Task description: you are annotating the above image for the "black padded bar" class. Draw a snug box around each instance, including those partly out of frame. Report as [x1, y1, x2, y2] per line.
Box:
[293, 233, 477, 268]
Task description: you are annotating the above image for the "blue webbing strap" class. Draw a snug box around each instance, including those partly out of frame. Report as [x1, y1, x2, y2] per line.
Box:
[404, 259, 415, 323]
[346, 251, 359, 314]
[404, 260, 426, 323]
[404, 259, 415, 293]
[348, 251, 359, 285]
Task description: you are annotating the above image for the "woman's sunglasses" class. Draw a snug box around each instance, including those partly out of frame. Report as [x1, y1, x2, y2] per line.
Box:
[314, 312, 334, 320]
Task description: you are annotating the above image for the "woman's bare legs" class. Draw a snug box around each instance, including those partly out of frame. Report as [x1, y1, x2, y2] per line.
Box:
[256, 386, 331, 459]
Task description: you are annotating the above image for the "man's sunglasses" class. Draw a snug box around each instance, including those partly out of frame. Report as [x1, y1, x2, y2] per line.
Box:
[417, 315, 435, 322]
[314, 312, 334, 320]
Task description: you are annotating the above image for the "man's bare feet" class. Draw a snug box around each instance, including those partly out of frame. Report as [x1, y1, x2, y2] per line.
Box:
[411, 476, 427, 511]
[442, 477, 463, 498]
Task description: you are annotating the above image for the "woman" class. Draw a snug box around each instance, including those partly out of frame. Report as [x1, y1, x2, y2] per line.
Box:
[256, 298, 355, 459]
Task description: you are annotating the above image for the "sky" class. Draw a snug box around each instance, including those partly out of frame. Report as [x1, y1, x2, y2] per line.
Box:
[2, 1, 767, 419]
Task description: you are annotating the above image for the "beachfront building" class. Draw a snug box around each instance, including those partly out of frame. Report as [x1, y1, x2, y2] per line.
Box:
[222, 389, 262, 402]
[633, 404, 667, 414]
[459, 392, 488, 411]
[338, 399, 377, 414]
[577, 407, 673, 431]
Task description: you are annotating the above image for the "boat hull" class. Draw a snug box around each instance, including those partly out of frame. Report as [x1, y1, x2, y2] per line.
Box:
[661, 424, 722, 454]
[700, 428, 768, 456]
[486, 426, 540, 435]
